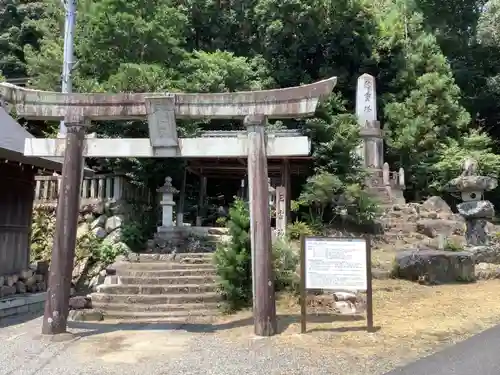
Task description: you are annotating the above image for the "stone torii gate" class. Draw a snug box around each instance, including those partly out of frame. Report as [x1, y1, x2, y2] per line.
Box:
[0, 78, 336, 337]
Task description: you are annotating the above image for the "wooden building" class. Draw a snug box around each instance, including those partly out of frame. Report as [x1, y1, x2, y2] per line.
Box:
[0, 108, 66, 277]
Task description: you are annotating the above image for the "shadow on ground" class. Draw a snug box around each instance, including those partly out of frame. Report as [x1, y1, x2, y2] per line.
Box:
[0, 311, 43, 329]
[69, 313, 369, 338]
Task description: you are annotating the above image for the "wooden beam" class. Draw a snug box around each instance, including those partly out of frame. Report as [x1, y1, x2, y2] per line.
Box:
[25, 136, 311, 158]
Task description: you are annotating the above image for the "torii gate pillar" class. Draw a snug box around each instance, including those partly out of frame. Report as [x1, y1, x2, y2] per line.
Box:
[246, 115, 277, 336]
[0, 77, 337, 337]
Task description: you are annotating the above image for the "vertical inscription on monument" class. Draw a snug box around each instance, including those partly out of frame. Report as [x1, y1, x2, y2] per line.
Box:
[355, 74, 382, 168]
[275, 186, 287, 237]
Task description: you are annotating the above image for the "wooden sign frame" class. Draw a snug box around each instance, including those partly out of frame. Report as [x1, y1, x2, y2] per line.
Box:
[300, 235, 374, 333]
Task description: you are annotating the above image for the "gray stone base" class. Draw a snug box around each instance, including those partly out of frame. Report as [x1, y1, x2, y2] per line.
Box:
[151, 226, 228, 253]
[0, 292, 46, 319]
[394, 249, 475, 284]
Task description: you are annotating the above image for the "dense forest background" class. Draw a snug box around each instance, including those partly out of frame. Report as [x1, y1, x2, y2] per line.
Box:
[3, 0, 500, 220]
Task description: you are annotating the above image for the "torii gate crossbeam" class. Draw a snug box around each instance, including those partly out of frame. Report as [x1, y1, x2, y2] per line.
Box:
[0, 77, 337, 338]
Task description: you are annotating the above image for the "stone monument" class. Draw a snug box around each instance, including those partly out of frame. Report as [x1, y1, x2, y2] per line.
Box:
[446, 157, 497, 246]
[355, 74, 405, 205]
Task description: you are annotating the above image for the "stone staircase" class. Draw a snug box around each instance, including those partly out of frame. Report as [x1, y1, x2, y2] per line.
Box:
[91, 253, 222, 320]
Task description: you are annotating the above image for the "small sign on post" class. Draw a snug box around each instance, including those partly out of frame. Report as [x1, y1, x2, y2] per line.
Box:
[300, 236, 374, 333]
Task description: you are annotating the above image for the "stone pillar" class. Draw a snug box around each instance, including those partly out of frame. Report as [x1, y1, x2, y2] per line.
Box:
[356, 74, 379, 168]
[361, 121, 383, 169]
[382, 162, 390, 186]
[177, 167, 186, 226]
[398, 167, 405, 188]
[157, 177, 177, 230]
[275, 186, 287, 238]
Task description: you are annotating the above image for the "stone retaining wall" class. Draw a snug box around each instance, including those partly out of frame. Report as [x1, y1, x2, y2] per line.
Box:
[0, 292, 46, 319]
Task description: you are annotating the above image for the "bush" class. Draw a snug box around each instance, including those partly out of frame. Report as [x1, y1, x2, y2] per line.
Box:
[215, 198, 302, 311]
[93, 241, 130, 265]
[287, 220, 315, 240]
[120, 202, 157, 252]
[30, 208, 55, 262]
[272, 238, 299, 292]
[214, 198, 252, 311]
[120, 221, 146, 252]
[296, 172, 380, 229]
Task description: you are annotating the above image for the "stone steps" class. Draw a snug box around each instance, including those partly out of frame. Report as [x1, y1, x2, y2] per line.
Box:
[118, 275, 217, 285]
[96, 283, 219, 295]
[134, 253, 214, 262]
[90, 252, 222, 320]
[115, 262, 216, 270]
[92, 301, 220, 313]
[118, 268, 217, 277]
[92, 291, 221, 304]
[99, 310, 220, 320]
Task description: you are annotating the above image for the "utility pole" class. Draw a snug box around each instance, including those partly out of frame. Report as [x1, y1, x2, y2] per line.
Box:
[58, 0, 77, 136]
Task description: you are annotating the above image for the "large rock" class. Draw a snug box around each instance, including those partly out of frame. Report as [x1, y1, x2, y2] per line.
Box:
[76, 222, 90, 239]
[105, 215, 124, 233]
[103, 228, 123, 245]
[394, 249, 475, 284]
[475, 262, 500, 279]
[69, 296, 91, 310]
[416, 219, 463, 238]
[68, 309, 103, 322]
[88, 269, 107, 292]
[421, 196, 452, 214]
[90, 215, 107, 230]
[467, 245, 500, 264]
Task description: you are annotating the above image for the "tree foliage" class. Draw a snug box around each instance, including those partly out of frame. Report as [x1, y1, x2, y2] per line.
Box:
[3, 0, 500, 216]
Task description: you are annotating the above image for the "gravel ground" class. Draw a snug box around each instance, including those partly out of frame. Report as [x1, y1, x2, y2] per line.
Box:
[0, 313, 412, 375]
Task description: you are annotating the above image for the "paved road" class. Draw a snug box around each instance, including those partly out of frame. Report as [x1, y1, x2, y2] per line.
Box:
[4, 312, 500, 375]
[0, 313, 392, 375]
[385, 323, 500, 375]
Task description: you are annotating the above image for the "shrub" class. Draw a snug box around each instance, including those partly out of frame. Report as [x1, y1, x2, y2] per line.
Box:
[214, 198, 252, 311]
[296, 172, 380, 228]
[287, 220, 315, 240]
[30, 208, 55, 262]
[215, 216, 227, 227]
[120, 221, 146, 252]
[93, 241, 130, 265]
[272, 238, 299, 292]
[215, 198, 301, 311]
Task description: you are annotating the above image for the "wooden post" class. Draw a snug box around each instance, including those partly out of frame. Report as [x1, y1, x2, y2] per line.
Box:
[42, 123, 86, 335]
[196, 176, 207, 226]
[245, 114, 277, 337]
[281, 159, 291, 222]
[177, 166, 187, 226]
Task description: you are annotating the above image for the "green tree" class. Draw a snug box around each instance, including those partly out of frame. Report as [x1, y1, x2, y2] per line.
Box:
[370, 3, 471, 199]
[214, 198, 252, 310]
[0, 0, 44, 79]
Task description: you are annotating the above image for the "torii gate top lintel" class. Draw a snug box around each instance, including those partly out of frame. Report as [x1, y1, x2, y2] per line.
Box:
[0, 77, 337, 121]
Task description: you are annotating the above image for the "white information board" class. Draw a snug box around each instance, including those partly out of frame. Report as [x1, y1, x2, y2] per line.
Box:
[304, 237, 367, 291]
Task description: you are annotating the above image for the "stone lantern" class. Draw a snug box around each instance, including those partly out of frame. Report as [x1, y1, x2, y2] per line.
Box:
[446, 158, 497, 246]
[157, 176, 179, 230]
